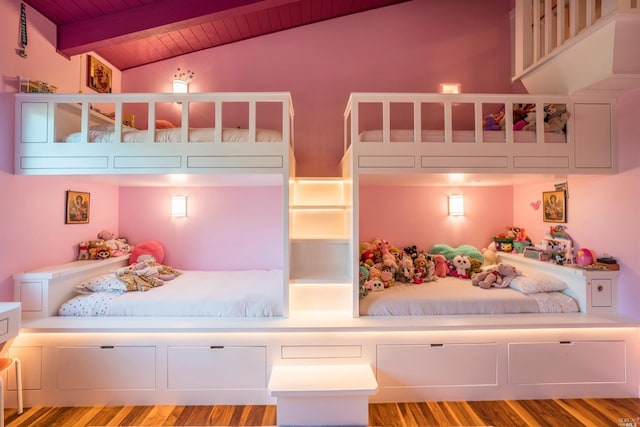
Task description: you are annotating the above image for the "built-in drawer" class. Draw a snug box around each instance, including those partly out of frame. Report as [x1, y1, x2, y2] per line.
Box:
[57, 346, 156, 390]
[508, 340, 626, 384]
[281, 345, 362, 359]
[377, 343, 497, 387]
[167, 346, 266, 389]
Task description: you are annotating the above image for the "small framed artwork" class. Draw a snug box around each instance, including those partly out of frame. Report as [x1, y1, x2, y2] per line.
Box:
[66, 191, 90, 224]
[87, 55, 112, 93]
[543, 190, 566, 223]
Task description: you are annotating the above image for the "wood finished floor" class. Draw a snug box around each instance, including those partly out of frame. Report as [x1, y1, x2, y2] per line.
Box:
[4, 398, 640, 426]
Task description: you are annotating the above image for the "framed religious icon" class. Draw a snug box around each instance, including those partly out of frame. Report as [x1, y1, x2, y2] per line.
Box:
[66, 191, 90, 224]
[87, 55, 112, 93]
[542, 190, 566, 223]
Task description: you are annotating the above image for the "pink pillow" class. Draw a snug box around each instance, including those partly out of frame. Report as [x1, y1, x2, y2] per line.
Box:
[130, 241, 164, 264]
[155, 119, 176, 129]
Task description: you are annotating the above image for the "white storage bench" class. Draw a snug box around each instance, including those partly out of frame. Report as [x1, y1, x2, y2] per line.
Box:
[268, 364, 377, 427]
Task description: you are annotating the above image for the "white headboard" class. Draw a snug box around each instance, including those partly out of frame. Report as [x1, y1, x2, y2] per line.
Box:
[13, 255, 130, 319]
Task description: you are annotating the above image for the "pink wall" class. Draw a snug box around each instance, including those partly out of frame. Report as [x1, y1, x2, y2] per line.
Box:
[0, 0, 122, 301]
[360, 186, 513, 252]
[118, 186, 284, 270]
[513, 88, 640, 318]
[122, 0, 520, 177]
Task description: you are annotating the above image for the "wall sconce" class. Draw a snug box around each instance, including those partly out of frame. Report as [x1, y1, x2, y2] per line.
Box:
[172, 79, 189, 93]
[172, 68, 194, 93]
[439, 83, 461, 94]
[171, 195, 187, 218]
[448, 194, 464, 216]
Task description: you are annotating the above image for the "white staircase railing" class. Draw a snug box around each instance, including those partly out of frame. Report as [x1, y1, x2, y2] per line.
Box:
[513, 0, 639, 78]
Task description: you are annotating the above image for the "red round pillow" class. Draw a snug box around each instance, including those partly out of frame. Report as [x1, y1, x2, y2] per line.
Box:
[129, 241, 164, 264]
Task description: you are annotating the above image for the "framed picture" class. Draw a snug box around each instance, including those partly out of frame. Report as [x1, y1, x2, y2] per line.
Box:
[543, 190, 566, 223]
[87, 55, 112, 93]
[66, 191, 90, 224]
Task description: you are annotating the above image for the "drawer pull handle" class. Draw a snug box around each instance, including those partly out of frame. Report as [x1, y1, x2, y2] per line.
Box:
[210, 346, 224, 349]
[430, 344, 444, 347]
[597, 285, 604, 292]
[559, 341, 573, 345]
[100, 346, 114, 349]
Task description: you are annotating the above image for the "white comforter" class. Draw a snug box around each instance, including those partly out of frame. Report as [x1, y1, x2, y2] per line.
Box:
[359, 276, 579, 316]
[59, 270, 284, 317]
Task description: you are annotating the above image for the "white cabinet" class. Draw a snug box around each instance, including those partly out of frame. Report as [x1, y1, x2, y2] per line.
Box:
[508, 340, 626, 384]
[167, 346, 266, 390]
[498, 253, 618, 313]
[56, 346, 156, 390]
[377, 343, 497, 387]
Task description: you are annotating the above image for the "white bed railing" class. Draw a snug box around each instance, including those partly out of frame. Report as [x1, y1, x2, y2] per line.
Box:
[343, 92, 616, 174]
[514, 0, 639, 78]
[15, 92, 294, 175]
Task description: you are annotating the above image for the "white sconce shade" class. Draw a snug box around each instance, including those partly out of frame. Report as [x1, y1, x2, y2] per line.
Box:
[172, 79, 189, 93]
[171, 195, 187, 218]
[439, 83, 461, 94]
[448, 194, 464, 216]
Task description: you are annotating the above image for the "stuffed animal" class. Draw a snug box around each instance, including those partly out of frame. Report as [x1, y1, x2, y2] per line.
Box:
[379, 240, 398, 272]
[468, 258, 483, 277]
[423, 254, 438, 282]
[365, 278, 385, 292]
[472, 263, 521, 289]
[98, 230, 119, 251]
[432, 254, 449, 278]
[396, 255, 414, 283]
[77, 241, 90, 260]
[88, 239, 110, 260]
[413, 255, 428, 284]
[481, 247, 498, 266]
[544, 103, 571, 133]
[403, 245, 418, 261]
[450, 254, 471, 278]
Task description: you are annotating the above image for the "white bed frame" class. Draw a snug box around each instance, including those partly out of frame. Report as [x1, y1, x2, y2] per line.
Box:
[15, 92, 295, 176]
[341, 92, 617, 175]
[7, 91, 639, 410]
[8, 252, 639, 407]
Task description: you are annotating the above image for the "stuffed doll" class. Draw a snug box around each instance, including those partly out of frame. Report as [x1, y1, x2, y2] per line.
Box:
[77, 241, 90, 260]
[432, 254, 449, 278]
[98, 230, 119, 251]
[468, 258, 483, 277]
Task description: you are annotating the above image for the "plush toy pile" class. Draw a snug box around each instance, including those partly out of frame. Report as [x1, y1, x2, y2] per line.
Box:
[359, 238, 506, 297]
[76, 230, 134, 260]
[483, 103, 571, 134]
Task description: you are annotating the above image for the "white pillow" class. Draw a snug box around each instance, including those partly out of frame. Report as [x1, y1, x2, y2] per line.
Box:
[509, 271, 566, 294]
[75, 273, 127, 294]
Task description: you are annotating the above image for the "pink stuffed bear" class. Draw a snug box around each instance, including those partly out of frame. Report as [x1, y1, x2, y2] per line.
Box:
[433, 254, 449, 278]
[471, 263, 520, 289]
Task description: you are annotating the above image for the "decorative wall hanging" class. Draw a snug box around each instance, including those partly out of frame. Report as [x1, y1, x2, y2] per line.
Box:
[87, 55, 112, 93]
[66, 191, 90, 224]
[542, 190, 566, 223]
[530, 200, 541, 211]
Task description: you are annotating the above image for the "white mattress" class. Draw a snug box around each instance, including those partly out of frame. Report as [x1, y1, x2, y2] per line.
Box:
[59, 269, 284, 317]
[65, 127, 283, 143]
[359, 276, 579, 316]
[359, 129, 566, 143]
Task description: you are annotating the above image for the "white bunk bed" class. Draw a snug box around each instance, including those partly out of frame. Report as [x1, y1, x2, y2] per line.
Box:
[6, 91, 639, 410]
[341, 92, 617, 175]
[15, 92, 295, 176]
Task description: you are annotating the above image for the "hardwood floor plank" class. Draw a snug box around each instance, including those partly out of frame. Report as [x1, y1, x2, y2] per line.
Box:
[4, 399, 639, 426]
[468, 400, 530, 427]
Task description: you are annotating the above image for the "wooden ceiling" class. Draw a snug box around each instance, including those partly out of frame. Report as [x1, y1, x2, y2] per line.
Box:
[24, 0, 410, 70]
